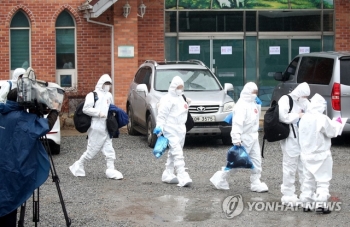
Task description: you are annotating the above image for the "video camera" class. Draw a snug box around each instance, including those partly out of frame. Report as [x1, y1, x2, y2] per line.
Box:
[17, 67, 65, 112]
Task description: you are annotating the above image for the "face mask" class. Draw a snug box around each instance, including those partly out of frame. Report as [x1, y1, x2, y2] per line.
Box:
[175, 89, 183, 96]
[104, 85, 110, 92]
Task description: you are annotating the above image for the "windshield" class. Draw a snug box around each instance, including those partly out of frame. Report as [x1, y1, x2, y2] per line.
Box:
[154, 69, 222, 91]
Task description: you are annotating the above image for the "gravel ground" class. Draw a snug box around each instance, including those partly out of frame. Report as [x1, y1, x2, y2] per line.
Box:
[18, 132, 350, 227]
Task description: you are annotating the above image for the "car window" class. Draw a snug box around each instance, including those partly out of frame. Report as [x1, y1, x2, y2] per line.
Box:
[134, 67, 146, 84]
[297, 56, 333, 85]
[134, 66, 152, 91]
[154, 69, 221, 91]
[284, 57, 299, 81]
[340, 59, 350, 86]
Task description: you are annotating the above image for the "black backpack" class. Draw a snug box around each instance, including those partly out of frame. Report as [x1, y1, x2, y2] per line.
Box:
[74, 92, 98, 133]
[261, 95, 296, 157]
[182, 95, 194, 132]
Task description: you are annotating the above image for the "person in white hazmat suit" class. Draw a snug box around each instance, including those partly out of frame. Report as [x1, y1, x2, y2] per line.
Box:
[153, 76, 192, 187]
[69, 74, 123, 180]
[278, 82, 310, 206]
[210, 82, 268, 192]
[298, 93, 343, 214]
[0, 68, 26, 102]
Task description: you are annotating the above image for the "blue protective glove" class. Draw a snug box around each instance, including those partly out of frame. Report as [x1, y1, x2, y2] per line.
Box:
[153, 126, 162, 136]
[255, 96, 262, 105]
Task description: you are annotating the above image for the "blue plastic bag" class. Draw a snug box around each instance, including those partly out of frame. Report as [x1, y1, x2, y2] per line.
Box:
[153, 136, 169, 158]
[226, 145, 254, 169]
[224, 112, 233, 124]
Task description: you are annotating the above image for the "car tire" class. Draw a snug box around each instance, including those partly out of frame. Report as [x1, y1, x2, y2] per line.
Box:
[127, 105, 139, 135]
[50, 143, 61, 155]
[221, 136, 232, 145]
[147, 115, 157, 148]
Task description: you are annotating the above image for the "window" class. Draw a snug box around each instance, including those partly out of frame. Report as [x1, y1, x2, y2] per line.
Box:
[297, 57, 333, 85]
[10, 11, 30, 71]
[134, 67, 152, 91]
[340, 58, 350, 86]
[55, 11, 76, 88]
[284, 57, 299, 81]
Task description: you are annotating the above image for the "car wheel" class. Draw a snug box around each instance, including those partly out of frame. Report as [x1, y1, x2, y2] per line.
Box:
[222, 136, 232, 145]
[50, 143, 61, 155]
[147, 115, 157, 148]
[127, 105, 139, 135]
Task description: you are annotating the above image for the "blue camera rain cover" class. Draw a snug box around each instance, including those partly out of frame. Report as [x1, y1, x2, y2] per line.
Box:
[226, 145, 254, 169]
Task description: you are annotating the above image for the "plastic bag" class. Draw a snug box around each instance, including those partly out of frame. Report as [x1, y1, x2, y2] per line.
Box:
[226, 145, 254, 169]
[153, 136, 169, 158]
[224, 112, 233, 124]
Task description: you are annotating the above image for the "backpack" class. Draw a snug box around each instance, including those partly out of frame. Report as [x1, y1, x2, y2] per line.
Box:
[74, 92, 98, 133]
[261, 95, 296, 157]
[182, 94, 195, 132]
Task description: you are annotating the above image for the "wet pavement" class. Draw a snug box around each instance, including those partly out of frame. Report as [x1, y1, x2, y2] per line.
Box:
[19, 130, 350, 226]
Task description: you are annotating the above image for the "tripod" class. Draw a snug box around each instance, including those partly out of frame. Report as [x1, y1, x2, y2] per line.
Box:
[18, 135, 71, 227]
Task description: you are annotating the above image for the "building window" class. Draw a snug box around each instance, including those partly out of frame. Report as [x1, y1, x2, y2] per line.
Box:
[10, 11, 30, 72]
[55, 10, 76, 88]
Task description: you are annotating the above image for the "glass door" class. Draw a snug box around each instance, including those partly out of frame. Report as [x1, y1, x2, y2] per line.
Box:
[178, 39, 210, 68]
[178, 38, 244, 101]
[259, 39, 289, 106]
[291, 39, 321, 58]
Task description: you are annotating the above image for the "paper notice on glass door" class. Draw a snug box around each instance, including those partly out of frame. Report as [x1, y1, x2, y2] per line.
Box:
[189, 45, 200, 54]
[269, 46, 280, 55]
[221, 46, 232, 55]
[299, 47, 310, 54]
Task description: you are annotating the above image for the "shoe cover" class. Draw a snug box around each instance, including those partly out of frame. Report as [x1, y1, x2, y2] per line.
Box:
[210, 170, 230, 190]
[281, 195, 300, 207]
[226, 145, 254, 169]
[162, 169, 179, 184]
[69, 161, 86, 177]
[106, 169, 123, 180]
[250, 181, 268, 193]
[177, 171, 192, 187]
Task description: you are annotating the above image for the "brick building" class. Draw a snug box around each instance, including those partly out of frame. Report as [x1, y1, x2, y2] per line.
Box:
[0, 0, 349, 113]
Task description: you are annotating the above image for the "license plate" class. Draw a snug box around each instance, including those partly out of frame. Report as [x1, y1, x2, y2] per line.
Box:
[193, 116, 216, 122]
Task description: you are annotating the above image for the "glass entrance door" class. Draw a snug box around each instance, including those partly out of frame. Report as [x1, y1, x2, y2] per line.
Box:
[179, 38, 243, 101]
[258, 38, 321, 106]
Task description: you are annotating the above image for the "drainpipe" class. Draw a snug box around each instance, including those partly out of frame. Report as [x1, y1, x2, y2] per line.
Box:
[85, 11, 115, 98]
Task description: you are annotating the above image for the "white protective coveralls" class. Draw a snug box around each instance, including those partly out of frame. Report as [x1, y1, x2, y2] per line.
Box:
[0, 68, 26, 102]
[156, 76, 192, 187]
[210, 82, 268, 192]
[299, 93, 342, 208]
[278, 82, 310, 205]
[69, 74, 123, 179]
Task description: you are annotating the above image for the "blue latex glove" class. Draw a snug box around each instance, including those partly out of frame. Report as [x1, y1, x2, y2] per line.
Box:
[255, 96, 262, 105]
[153, 126, 162, 136]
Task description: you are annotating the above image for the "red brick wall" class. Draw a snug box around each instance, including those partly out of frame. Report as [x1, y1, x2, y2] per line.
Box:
[0, 1, 165, 112]
[335, 1, 350, 51]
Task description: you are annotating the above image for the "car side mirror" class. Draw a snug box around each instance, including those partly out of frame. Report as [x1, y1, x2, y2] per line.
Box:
[224, 83, 234, 94]
[136, 84, 148, 96]
[273, 72, 289, 81]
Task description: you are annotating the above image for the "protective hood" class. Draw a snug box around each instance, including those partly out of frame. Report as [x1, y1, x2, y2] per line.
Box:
[0, 100, 22, 114]
[12, 68, 26, 81]
[95, 74, 112, 91]
[240, 82, 258, 102]
[290, 82, 310, 100]
[307, 93, 326, 114]
[168, 76, 184, 96]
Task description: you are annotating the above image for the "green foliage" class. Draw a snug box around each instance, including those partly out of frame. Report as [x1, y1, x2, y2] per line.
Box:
[165, 0, 177, 9]
[178, 0, 211, 9]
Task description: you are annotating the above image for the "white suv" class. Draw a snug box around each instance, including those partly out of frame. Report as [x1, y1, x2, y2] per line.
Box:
[126, 60, 235, 148]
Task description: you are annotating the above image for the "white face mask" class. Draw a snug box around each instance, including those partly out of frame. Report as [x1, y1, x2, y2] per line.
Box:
[175, 89, 183, 96]
[104, 85, 110, 92]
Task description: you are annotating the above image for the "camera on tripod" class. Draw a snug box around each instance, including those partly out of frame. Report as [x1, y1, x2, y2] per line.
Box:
[17, 67, 65, 113]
